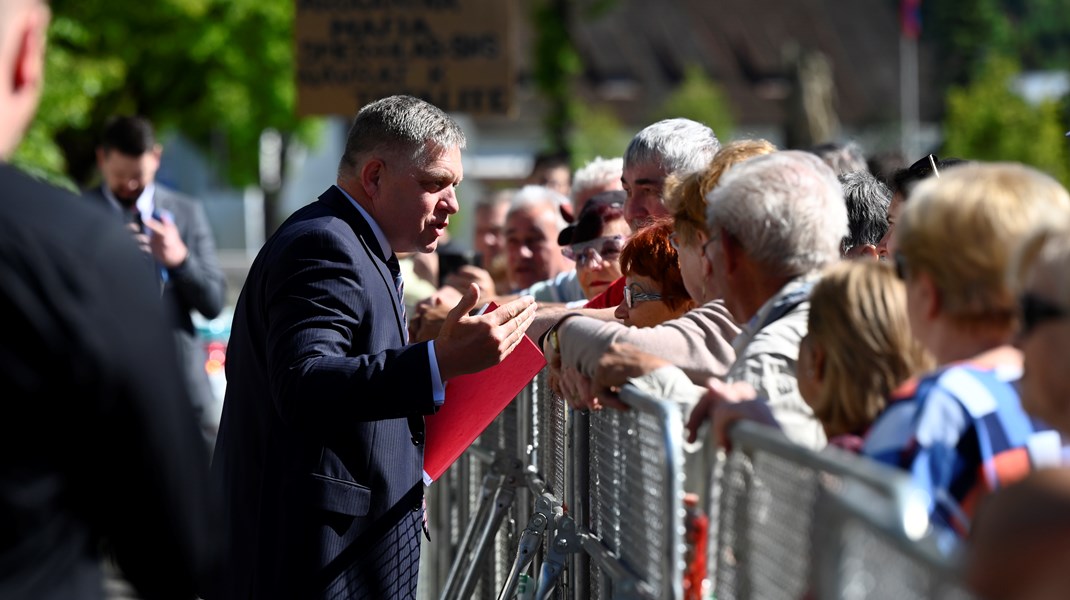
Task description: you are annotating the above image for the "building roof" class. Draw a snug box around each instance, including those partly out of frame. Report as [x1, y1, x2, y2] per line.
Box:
[566, 0, 942, 127]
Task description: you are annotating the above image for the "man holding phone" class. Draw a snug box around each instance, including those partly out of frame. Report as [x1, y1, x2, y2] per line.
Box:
[85, 115, 228, 447]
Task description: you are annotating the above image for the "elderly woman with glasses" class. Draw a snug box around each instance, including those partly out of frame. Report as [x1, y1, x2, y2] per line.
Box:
[613, 217, 695, 327]
[558, 190, 630, 300]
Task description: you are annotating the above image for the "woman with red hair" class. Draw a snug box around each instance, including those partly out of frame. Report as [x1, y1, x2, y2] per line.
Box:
[614, 217, 695, 327]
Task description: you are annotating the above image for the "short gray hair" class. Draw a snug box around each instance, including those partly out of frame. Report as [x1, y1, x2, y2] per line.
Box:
[624, 118, 720, 176]
[337, 95, 466, 177]
[706, 150, 848, 277]
[507, 184, 570, 231]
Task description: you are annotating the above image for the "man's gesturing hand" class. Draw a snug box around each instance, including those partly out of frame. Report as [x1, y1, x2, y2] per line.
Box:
[435, 283, 537, 381]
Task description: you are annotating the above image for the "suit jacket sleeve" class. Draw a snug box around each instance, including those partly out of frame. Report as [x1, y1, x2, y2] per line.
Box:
[559, 299, 742, 385]
[262, 226, 436, 429]
[168, 193, 226, 319]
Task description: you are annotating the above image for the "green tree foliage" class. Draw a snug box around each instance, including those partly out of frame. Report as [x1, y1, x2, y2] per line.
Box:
[923, 0, 1070, 86]
[14, 0, 322, 189]
[532, 0, 582, 160]
[651, 64, 735, 140]
[942, 56, 1070, 186]
[569, 103, 631, 169]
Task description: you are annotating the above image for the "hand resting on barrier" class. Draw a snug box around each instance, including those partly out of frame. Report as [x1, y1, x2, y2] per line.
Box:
[588, 342, 674, 411]
[685, 379, 781, 451]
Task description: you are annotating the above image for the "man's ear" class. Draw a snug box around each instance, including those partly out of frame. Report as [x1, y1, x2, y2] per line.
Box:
[720, 230, 741, 276]
[12, 3, 49, 94]
[360, 158, 385, 199]
[857, 244, 880, 261]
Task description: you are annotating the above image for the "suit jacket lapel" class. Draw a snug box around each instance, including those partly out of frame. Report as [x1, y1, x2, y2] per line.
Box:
[318, 187, 408, 343]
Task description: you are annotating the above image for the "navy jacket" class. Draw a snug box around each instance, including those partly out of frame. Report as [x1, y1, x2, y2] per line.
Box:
[209, 186, 436, 599]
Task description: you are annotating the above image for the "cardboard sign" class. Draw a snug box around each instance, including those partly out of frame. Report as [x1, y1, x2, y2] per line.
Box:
[296, 0, 516, 116]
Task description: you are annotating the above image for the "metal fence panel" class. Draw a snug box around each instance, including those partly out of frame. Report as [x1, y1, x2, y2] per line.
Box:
[714, 422, 928, 600]
[812, 488, 975, 600]
[580, 384, 686, 600]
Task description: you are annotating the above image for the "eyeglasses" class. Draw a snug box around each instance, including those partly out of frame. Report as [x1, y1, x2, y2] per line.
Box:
[562, 235, 625, 267]
[624, 283, 663, 309]
[1018, 293, 1069, 338]
[669, 232, 681, 251]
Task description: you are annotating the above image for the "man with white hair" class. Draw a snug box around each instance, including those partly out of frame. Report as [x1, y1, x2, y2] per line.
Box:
[579, 151, 848, 451]
[683, 150, 848, 448]
[503, 184, 578, 299]
[570, 155, 623, 215]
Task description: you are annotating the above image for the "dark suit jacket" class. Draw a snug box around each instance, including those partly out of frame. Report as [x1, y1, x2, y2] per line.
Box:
[0, 164, 222, 599]
[84, 184, 227, 423]
[209, 185, 437, 599]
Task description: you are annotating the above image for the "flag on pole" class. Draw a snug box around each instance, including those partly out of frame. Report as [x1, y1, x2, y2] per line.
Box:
[900, 0, 922, 39]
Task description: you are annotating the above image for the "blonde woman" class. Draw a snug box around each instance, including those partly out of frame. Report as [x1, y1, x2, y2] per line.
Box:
[796, 261, 932, 451]
[862, 161, 1070, 540]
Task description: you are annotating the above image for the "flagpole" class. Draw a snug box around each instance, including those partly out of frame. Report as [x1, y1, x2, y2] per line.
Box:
[899, 1, 920, 160]
[900, 34, 919, 160]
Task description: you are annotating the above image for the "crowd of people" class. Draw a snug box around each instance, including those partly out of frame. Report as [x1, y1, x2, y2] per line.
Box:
[3, 0, 1070, 595]
[403, 123, 1070, 598]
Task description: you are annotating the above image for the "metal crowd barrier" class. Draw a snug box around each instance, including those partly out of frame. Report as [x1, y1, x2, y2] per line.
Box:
[426, 368, 686, 600]
[424, 371, 975, 600]
[811, 486, 975, 600]
[712, 421, 950, 600]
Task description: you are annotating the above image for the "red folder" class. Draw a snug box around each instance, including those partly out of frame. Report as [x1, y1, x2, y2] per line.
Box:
[422, 303, 546, 485]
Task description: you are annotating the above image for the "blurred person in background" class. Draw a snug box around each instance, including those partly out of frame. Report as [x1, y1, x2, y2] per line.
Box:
[0, 0, 222, 597]
[861, 162, 1070, 544]
[614, 217, 695, 328]
[86, 115, 228, 445]
[1009, 216, 1070, 437]
[876, 153, 970, 258]
[964, 216, 1070, 600]
[838, 170, 891, 260]
[525, 150, 571, 210]
[965, 467, 1070, 600]
[569, 155, 623, 216]
[502, 184, 579, 300]
[557, 190, 628, 301]
[807, 140, 868, 176]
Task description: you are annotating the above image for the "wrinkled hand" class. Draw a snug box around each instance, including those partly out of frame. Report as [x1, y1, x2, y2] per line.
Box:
[409, 286, 463, 343]
[435, 283, 537, 381]
[444, 265, 496, 297]
[686, 379, 779, 451]
[143, 213, 189, 268]
[556, 365, 599, 411]
[589, 343, 671, 411]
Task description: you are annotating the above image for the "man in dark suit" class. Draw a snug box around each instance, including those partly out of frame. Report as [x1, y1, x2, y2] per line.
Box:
[209, 95, 538, 599]
[85, 115, 228, 444]
[0, 0, 222, 598]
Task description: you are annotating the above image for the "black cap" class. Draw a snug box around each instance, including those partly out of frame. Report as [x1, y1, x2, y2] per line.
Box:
[557, 190, 626, 246]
